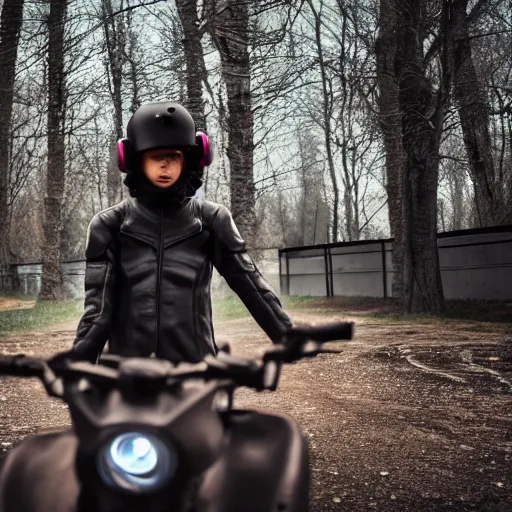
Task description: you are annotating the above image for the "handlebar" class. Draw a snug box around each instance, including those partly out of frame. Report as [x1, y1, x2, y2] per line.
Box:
[0, 321, 354, 394]
[0, 354, 45, 376]
[289, 322, 353, 343]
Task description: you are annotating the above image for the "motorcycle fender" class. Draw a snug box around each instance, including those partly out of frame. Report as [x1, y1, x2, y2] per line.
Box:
[195, 409, 310, 512]
[0, 431, 79, 512]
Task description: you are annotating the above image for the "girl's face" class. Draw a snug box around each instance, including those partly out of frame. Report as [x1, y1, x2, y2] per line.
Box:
[142, 149, 184, 188]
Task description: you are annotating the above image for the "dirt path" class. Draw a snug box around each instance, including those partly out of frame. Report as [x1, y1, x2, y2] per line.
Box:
[0, 312, 511, 511]
[0, 298, 36, 311]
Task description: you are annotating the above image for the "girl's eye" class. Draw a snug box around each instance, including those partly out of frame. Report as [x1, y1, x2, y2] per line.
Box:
[152, 154, 180, 162]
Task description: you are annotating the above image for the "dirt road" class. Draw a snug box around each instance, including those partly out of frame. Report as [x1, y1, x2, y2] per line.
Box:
[0, 312, 511, 511]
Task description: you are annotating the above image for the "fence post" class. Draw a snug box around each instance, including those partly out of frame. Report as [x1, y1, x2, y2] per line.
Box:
[285, 253, 290, 295]
[323, 248, 331, 297]
[328, 248, 334, 297]
[278, 250, 282, 295]
[381, 242, 388, 299]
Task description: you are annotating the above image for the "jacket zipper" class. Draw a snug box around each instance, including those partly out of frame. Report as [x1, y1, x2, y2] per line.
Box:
[156, 208, 164, 357]
[150, 212, 201, 358]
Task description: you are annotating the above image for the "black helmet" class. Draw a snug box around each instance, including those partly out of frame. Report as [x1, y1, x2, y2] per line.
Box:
[126, 102, 196, 152]
[122, 102, 206, 202]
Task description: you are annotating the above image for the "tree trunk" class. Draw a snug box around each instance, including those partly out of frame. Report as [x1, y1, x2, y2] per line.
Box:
[375, 0, 406, 299]
[451, 0, 499, 227]
[40, 0, 67, 300]
[102, 0, 124, 206]
[208, 1, 256, 244]
[448, 163, 465, 230]
[176, 0, 207, 132]
[0, 0, 24, 268]
[308, 0, 340, 242]
[395, 0, 445, 313]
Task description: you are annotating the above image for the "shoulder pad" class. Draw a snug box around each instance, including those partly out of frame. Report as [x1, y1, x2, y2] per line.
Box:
[199, 200, 222, 229]
[85, 204, 124, 260]
[210, 204, 245, 251]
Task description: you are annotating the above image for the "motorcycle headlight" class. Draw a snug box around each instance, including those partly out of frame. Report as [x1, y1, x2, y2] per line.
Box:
[97, 432, 177, 493]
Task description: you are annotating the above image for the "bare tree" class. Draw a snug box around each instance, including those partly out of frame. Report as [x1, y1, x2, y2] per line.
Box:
[438, 130, 472, 231]
[288, 0, 387, 245]
[331, 6, 383, 242]
[9, 182, 44, 264]
[394, 0, 448, 313]
[207, 0, 256, 244]
[305, 0, 340, 243]
[8, 103, 46, 221]
[102, 0, 126, 205]
[40, 0, 68, 300]
[296, 127, 329, 245]
[124, 10, 142, 114]
[176, 0, 207, 131]
[451, 0, 503, 227]
[0, 0, 24, 268]
[375, 0, 406, 298]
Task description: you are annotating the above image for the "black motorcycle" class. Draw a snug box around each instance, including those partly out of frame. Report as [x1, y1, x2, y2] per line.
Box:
[0, 322, 353, 512]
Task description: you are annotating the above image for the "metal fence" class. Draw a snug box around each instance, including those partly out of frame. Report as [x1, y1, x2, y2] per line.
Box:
[3, 226, 512, 301]
[1, 249, 282, 300]
[279, 225, 512, 300]
[0, 260, 87, 298]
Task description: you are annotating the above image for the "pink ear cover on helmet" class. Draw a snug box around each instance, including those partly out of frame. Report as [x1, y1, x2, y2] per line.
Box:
[196, 131, 212, 167]
[117, 139, 127, 173]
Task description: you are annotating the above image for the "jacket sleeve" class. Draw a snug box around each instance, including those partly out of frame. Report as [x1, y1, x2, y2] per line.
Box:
[210, 205, 292, 343]
[72, 213, 118, 363]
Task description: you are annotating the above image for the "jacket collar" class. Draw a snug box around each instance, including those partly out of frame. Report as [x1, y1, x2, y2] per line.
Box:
[120, 197, 202, 250]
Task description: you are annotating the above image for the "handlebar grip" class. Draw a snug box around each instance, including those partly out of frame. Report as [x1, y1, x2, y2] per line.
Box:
[0, 354, 44, 376]
[0, 355, 21, 370]
[291, 322, 354, 343]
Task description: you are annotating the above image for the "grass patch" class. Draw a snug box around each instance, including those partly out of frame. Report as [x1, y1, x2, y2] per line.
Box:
[0, 299, 83, 337]
[0, 291, 37, 302]
[210, 295, 387, 322]
[444, 299, 512, 323]
[368, 299, 512, 324]
[1, 293, 507, 337]
[212, 296, 251, 321]
[211, 295, 394, 321]
[281, 295, 512, 325]
[282, 295, 390, 313]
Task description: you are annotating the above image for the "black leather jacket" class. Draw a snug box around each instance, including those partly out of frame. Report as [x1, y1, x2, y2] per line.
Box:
[72, 197, 292, 363]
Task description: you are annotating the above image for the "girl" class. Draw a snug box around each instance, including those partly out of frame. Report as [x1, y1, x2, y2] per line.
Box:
[72, 101, 292, 363]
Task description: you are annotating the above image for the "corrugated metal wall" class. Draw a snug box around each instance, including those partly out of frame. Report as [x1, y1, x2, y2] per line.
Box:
[279, 226, 512, 300]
